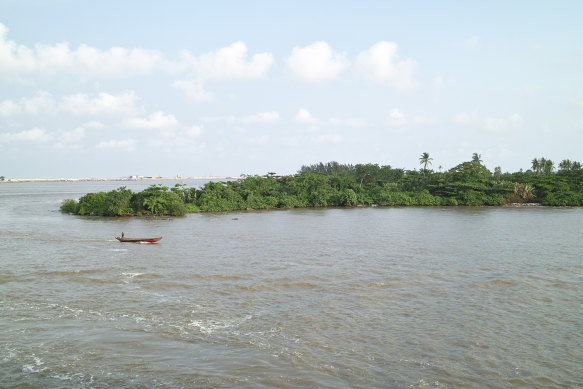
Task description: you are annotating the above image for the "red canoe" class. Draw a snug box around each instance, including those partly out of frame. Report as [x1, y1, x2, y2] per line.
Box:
[116, 236, 162, 243]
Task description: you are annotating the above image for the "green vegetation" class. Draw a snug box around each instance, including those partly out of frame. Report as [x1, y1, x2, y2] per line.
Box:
[60, 155, 583, 216]
[62, 184, 195, 216]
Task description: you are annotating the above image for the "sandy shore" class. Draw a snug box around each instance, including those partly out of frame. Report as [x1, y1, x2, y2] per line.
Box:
[0, 176, 237, 183]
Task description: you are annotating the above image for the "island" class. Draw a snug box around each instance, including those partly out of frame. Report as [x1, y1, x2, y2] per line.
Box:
[60, 155, 583, 216]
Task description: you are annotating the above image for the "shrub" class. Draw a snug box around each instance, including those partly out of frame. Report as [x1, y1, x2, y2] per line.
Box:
[60, 198, 80, 214]
[78, 192, 107, 215]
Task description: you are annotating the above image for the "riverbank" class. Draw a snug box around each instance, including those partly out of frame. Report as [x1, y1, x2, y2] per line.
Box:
[503, 202, 542, 207]
[0, 176, 237, 183]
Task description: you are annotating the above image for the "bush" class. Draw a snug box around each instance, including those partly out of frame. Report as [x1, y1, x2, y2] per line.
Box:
[444, 197, 458, 206]
[413, 190, 440, 206]
[78, 192, 107, 215]
[198, 182, 244, 211]
[60, 198, 80, 214]
[340, 189, 358, 206]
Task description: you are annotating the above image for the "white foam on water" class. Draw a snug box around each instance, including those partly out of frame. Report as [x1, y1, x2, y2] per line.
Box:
[188, 315, 253, 335]
[120, 272, 144, 278]
[22, 356, 45, 373]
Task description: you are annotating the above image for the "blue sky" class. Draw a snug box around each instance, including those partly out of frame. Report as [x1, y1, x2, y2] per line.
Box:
[1, 0, 582, 178]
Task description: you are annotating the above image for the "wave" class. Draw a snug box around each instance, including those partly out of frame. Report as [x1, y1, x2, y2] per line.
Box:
[141, 281, 196, 290]
[235, 281, 318, 292]
[44, 269, 105, 276]
[120, 272, 145, 278]
[188, 315, 253, 335]
[468, 279, 521, 288]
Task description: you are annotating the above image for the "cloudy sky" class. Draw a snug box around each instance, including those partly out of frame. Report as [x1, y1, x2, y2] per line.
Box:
[1, 1, 582, 178]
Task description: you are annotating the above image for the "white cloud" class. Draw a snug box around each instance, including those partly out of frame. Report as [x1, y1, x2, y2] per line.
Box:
[248, 135, 271, 145]
[183, 41, 274, 80]
[0, 91, 140, 116]
[453, 111, 524, 132]
[521, 85, 542, 97]
[387, 108, 434, 129]
[242, 111, 280, 124]
[22, 91, 56, 114]
[184, 125, 203, 138]
[484, 114, 524, 132]
[96, 138, 136, 150]
[122, 111, 180, 129]
[432, 76, 445, 88]
[354, 41, 418, 90]
[0, 99, 20, 116]
[453, 112, 477, 125]
[286, 41, 349, 83]
[145, 123, 204, 150]
[82, 120, 105, 128]
[388, 108, 407, 128]
[0, 127, 52, 143]
[0, 91, 55, 115]
[61, 91, 140, 116]
[329, 117, 366, 127]
[55, 127, 85, 149]
[316, 134, 342, 143]
[58, 127, 85, 144]
[172, 79, 214, 102]
[296, 108, 318, 124]
[0, 23, 163, 79]
[344, 118, 367, 127]
[463, 35, 479, 49]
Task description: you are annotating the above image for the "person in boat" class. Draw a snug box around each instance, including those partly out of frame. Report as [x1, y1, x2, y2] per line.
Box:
[122, 232, 124, 238]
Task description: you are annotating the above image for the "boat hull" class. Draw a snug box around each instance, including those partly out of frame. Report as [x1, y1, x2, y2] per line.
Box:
[116, 236, 162, 243]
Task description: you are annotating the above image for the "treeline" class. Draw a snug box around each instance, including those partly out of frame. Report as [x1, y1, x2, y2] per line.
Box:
[61, 156, 583, 216]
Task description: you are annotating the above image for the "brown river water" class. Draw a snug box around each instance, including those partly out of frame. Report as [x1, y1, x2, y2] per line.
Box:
[1, 180, 582, 388]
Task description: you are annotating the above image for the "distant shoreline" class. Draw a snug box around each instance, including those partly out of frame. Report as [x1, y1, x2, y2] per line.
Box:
[0, 176, 237, 183]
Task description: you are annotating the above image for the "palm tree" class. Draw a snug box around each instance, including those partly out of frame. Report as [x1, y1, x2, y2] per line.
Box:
[559, 159, 572, 171]
[472, 153, 483, 164]
[531, 158, 540, 173]
[572, 161, 582, 170]
[419, 152, 433, 170]
[539, 157, 547, 174]
[543, 159, 554, 174]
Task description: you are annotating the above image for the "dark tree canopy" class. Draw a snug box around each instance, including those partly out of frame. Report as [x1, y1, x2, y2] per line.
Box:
[61, 156, 583, 216]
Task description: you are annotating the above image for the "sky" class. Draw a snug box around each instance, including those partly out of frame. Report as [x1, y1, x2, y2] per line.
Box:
[1, 0, 582, 178]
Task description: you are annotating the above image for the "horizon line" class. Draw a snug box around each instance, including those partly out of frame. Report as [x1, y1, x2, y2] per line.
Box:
[0, 176, 239, 183]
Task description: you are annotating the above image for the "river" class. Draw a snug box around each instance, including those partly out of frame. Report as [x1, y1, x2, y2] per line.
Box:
[1, 181, 582, 388]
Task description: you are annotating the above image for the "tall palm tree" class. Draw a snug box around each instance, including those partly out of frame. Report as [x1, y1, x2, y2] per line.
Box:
[543, 159, 554, 174]
[419, 152, 433, 170]
[559, 159, 572, 171]
[472, 153, 483, 164]
[539, 157, 547, 174]
[531, 158, 540, 173]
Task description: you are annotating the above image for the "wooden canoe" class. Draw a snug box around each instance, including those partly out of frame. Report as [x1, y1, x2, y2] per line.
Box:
[116, 236, 162, 243]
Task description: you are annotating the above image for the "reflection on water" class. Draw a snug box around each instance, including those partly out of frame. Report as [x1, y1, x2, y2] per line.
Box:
[1, 181, 582, 387]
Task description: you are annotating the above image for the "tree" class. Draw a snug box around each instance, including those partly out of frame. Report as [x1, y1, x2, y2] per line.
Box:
[559, 159, 573, 171]
[355, 163, 380, 188]
[341, 189, 358, 206]
[472, 153, 483, 164]
[139, 184, 187, 216]
[542, 159, 554, 174]
[60, 198, 80, 213]
[104, 186, 133, 216]
[531, 158, 541, 173]
[419, 152, 433, 171]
